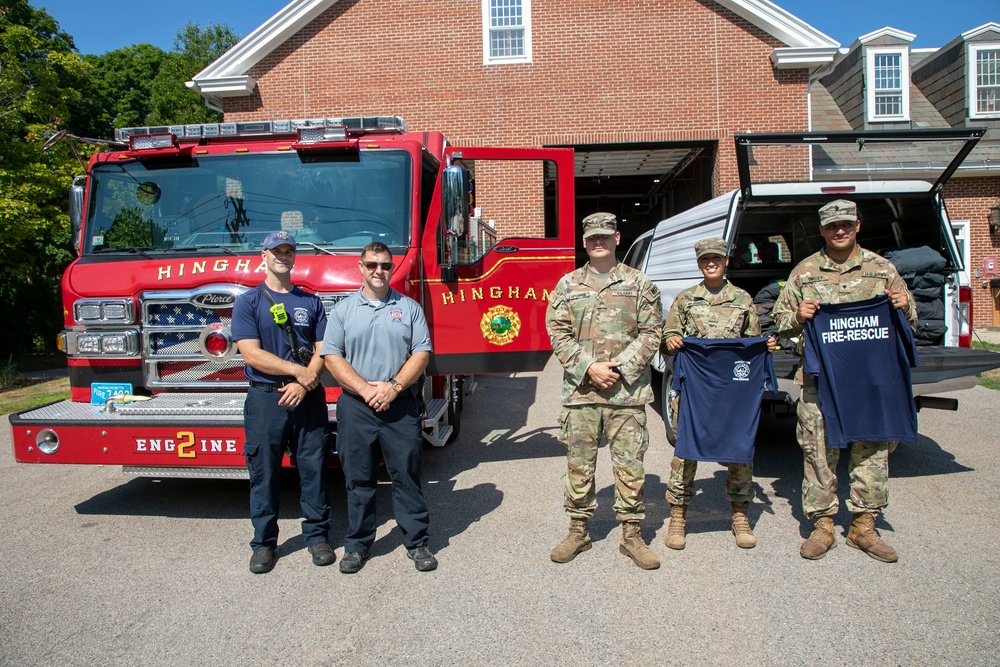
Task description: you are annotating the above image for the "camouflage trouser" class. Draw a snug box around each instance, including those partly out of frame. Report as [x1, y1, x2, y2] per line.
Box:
[797, 377, 891, 520]
[558, 404, 649, 521]
[665, 456, 754, 505]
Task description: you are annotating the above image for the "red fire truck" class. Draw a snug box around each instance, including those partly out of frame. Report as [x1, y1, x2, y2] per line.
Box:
[10, 115, 575, 477]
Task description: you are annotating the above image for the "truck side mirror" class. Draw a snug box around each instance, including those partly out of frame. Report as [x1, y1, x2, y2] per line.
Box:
[69, 175, 86, 255]
[442, 164, 470, 238]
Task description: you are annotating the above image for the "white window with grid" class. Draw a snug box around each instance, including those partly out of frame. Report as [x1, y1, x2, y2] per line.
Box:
[866, 47, 910, 121]
[482, 0, 531, 65]
[969, 44, 1000, 119]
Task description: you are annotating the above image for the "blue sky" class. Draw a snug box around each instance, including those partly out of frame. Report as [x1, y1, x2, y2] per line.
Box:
[37, 0, 998, 55]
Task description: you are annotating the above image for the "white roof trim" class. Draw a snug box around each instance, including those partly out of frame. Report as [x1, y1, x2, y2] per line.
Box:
[962, 22, 1000, 40]
[714, 0, 839, 48]
[189, 0, 340, 97]
[190, 0, 840, 103]
[859, 27, 916, 44]
[770, 46, 840, 70]
[185, 76, 258, 97]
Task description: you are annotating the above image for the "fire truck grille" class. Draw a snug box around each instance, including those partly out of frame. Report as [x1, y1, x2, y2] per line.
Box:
[143, 290, 245, 389]
[140, 286, 349, 390]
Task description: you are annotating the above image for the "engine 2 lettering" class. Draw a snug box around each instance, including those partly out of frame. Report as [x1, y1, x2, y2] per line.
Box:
[134, 432, 239, 457]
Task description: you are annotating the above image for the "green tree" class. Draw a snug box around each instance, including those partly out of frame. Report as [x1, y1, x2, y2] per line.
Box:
[75, 44, 169, 137]
[147, 21, 240, 125]
[0, 1, 89, 355]
[80, 21, 241, 137]
[0, 7, 241, 356]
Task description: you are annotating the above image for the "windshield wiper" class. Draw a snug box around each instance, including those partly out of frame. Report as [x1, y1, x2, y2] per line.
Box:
[93, 246, 154, 258]
[172, 245, 239, 255]
[295, 242, 341, 256]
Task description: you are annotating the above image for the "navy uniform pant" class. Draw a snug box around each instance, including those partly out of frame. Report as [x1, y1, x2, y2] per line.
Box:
[336, 392, 430, 554]
[243, 385, 331, 550]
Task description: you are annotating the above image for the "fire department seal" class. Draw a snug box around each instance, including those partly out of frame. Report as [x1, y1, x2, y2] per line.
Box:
[480, 305, 521, 346]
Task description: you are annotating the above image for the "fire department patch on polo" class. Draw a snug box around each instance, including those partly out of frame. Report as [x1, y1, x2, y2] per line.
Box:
[389, 308, 404, 322]
[480, 305, 521, 346]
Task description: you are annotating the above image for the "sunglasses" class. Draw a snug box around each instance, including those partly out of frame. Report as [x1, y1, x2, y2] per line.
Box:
[361, 260, 394, 271]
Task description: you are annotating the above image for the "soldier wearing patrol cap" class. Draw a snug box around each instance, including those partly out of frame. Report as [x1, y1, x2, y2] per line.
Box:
[661, 237, 774, 551]
[772, 199, 916, 562]
[545, 212, 663, 569]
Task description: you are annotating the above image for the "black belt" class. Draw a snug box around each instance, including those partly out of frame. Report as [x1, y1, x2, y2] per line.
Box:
[248, 380, 290, 391]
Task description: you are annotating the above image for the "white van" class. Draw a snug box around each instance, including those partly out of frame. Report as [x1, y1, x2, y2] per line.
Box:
[623, 129, 1000, 442]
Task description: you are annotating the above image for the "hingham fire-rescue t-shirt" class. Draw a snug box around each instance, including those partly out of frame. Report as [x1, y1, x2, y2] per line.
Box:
[672, 337, 776, 464]
[803, 295, 919, 449]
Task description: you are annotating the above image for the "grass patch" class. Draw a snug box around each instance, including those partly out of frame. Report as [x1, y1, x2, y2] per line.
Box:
[0, 377, 70, 415]
[972, 340, 1000, 391]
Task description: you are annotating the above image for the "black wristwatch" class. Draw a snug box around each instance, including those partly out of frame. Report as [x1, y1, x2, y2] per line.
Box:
[389, 379, 403, 394]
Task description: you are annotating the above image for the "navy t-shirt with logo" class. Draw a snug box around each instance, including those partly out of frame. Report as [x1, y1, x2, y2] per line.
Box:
[231, 284, 327, 384]
[672, 336, 776, 464]
[803, 295, 919, 448]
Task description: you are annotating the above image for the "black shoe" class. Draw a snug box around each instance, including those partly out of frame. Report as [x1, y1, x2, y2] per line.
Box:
[406, 545, 438, 572]
[249, 546, 275, 574]
[339, 551, 367, 574]
[307, 542, 336, 567]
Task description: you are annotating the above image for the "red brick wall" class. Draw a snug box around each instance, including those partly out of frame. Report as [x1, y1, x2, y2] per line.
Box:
[942, 178, 1000, 328]
[223, 0, 810, 219]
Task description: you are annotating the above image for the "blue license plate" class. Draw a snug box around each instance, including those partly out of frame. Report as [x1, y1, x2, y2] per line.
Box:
[90, 382, 133, 405]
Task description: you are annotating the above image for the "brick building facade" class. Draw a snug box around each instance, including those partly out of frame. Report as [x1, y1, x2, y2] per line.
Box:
[190, 1, 999, 326]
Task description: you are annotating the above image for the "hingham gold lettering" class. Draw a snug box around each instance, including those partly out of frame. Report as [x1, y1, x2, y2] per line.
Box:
[438, 285, 552, 307]
[155, 259, 264, 281]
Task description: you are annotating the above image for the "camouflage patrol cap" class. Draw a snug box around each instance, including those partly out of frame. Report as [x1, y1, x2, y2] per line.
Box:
[581, 212, 618, 238]
[694, 237, 728, 259]
[818, 199, 858, 226]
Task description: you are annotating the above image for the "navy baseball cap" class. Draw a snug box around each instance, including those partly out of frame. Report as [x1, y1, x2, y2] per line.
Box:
[262, 230, 296, 250]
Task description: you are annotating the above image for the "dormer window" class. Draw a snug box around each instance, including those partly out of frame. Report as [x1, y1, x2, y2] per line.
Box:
[969, 44, 1000, 118]
[866, 47, 910, 121]
[482, 0, 532, 65]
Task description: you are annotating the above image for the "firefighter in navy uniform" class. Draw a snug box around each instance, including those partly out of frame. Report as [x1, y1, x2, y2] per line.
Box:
[232, 230, 334, 574]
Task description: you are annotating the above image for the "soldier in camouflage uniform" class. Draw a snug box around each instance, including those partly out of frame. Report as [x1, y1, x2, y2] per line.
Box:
[545, 212, 663, 570]
[661, 237, 774, 551]
[772, 199, 916, 563]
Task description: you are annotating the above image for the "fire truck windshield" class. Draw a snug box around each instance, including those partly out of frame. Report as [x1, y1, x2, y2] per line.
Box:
[82, 150, 411, 255]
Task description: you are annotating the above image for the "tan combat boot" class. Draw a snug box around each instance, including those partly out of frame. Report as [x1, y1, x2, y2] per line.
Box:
[619, 521, 660, 570]
[799, 516, 837, 560]
[731, 502, 757, 549]
[664, 504, 687, 550]
[846, 512, 898, 563]
[550, 517, 592, 563]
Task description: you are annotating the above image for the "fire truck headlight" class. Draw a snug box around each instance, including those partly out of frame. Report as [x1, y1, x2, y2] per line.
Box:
[35, 429, 60, 455]
[75, 303, 102, 321]
[73, 299, 134, 324]
[102, 303, 127, 320]
[68, 330, 139, 356]
[102, 334, 127, 354]
[77, 335, 102, 354]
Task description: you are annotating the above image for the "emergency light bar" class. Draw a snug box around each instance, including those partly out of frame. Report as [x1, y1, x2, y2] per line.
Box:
[114, 115, 407, 144]
[129, 132, 179, 151]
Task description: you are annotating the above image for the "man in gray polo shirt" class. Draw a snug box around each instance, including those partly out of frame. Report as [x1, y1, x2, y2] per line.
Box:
[322, 241, 436, 573]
